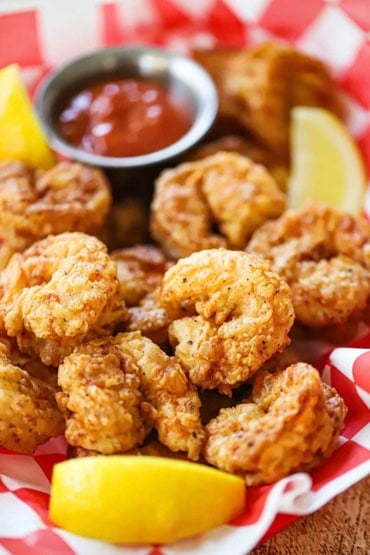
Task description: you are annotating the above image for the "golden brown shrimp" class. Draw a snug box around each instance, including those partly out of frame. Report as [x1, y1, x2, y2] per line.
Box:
[193, 42, 341, 158]
[0, 341, 64, 453]
[119, 332, 205, 460]
[0, 337, 58, 389]
[57, 335, 149, 454]
[111, 244, 172, 307]
[203, 363, 347, 485]
[188, 134, 289, 190]
[111, 245, 173, 344]
[0, 242, 15, 271]
[0, 232, 127, 366]
[125, 291, 173, 345]
[150, 152, 286, 259]
[159, 249, 294, 394]
[0, 160, 111, 251]
[247, 202, 370, 327]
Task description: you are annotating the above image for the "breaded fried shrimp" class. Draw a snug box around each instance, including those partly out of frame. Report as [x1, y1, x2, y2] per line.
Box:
[126, 291, 172, 345]
[160, 249, 294, 394]
[203, 363, 347, 485]
[111, 245, 173, 344]
[291, 256, 369, 326]
[119, 332, 205, 460]
[57, 336, 149, 454]
[193, 42, 341, 157]
[111, 245, 172, 307]
[0, 232, 126, 365]
[188, 134, 289, 190]
[0, 161, 111, 251]
[247, 202, 370, 327]
[0, 341, 64, 453]
[151, 152, 286, 259]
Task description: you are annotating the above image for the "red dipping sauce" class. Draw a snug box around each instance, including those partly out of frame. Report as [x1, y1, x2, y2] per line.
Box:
[57, 78, 192, 157]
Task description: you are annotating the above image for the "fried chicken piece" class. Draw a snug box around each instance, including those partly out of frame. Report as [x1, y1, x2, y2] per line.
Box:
[193, 42, 342, 158]
[119, 332, 205, 460]
[247, 201, 370, 327]
[0, 232, 127, 366]
[0, 160, 111, 251]
[160, 249, 294, 394]
[0, 341, 64, 453]
[151, 152, 286, 259]
[57, 335, 149, 454]
[203, 363, 347, 485]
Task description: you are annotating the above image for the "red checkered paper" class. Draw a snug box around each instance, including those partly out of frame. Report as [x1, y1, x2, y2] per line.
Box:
[0, 1, 369, 554]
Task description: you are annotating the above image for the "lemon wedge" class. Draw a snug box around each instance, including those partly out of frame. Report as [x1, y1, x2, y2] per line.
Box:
[0, 64, 55, 169]
[288, 107, 367, 214]
[49, 455, 246, 544]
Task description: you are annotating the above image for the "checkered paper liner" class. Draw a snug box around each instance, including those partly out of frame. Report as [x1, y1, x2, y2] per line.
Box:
[0, 1, 370, 553]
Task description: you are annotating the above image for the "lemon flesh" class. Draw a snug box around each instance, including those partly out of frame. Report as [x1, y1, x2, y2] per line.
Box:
[50, 455, 246, 544]
[288, 107, 367, 214]
[0, 64, 55, 169]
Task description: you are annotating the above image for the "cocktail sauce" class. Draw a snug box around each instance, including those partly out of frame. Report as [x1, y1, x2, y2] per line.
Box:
[57, 78, 192, 157]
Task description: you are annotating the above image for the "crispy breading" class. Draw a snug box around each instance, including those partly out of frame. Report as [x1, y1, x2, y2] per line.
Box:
[247, 202, 370, 327]
[151, 152, 285, 259]
[111, 244, 172, 307]
[111, 245, 173, 344]
[1, 337, 58, 389]
[193, 42, 341, 157]
[0, 242, 15, 271]
[160, 249, 294, 394]
[0, 232, 127, 365]
[188, 134, 289, 190]
[0, 160, 111, 251]
[126, 291, 172, 345]
[0, 341, 64, 453]
[203, 363, 347, 485]
[119, 332, 205, 460]
[57, 335, 149, 454]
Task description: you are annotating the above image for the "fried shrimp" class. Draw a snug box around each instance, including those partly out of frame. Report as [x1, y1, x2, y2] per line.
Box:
[193, 42, 341, 157]
[119, 332, 205, 460]
[0, 232, 126, 366]
[247, 202, 370, 327]
[203, 363, 347, 485]
[126, 292, 173, 345]
[188, 135, 289, 190]
[57, 335, 149, 454]
[0, 160, 111, 251]
[0, 341, 64, 453]
[150, 152, 286, 259]
[111, 245, 172, 307]
[160, 249, 294, 394]
[0, 337, 58, 389]
[111, 245, 173, 344]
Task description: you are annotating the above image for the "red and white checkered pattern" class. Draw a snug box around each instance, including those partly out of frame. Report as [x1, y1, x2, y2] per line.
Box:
[0, 1, 369, 553]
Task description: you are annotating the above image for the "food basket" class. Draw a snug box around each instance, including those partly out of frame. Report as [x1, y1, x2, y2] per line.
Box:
[0, 1, 369, 554]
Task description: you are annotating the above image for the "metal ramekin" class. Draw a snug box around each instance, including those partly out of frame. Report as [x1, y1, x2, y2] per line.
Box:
[36, 45, 218, 174]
